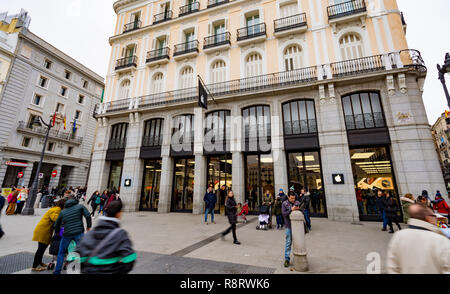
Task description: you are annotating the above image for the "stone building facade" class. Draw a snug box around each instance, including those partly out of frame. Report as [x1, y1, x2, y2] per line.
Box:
[431, 114, 450, 193]
[88, 0, 446, 222]
[0, 11, 104, 191]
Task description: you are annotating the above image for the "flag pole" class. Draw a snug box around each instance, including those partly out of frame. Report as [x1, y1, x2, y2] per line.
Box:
[198, 75, 217, 105]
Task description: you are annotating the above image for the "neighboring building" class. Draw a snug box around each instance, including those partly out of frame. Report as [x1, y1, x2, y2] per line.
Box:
[89, 0, 446, 222]
[0, 10, 104, 191]
[431, 114, 450, 193]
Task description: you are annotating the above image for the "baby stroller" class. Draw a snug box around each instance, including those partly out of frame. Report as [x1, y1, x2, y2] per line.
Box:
[47, 227, 72, 271]
[256, 205, 271, 230]
[237, 201, 249, 223]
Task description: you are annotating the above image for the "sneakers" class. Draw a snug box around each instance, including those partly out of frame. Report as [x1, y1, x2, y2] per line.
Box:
[233, 240, 241, 245]
[381, 228, 387, 231]
[284, 260, 290, 268]
[32, 266, 46, 272]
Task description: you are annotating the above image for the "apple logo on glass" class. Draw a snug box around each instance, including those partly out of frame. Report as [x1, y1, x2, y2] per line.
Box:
[333, 174, 344, 184]
[335, 175, 342, 183]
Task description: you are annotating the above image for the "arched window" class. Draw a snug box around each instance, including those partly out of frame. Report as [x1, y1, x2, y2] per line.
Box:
[204, 110, 231, 153]
[242, 105, 271, 152]
[211, 60, 226, 84]
[179, 66, 194, 89]
[171, 114, 194, 146]
[120, 80, 130, 99]
[342, 92, 386, 130]
[245, 52, 263, 77]
[284, 45, 303, 71]
[151, 72, 164, 94]
[339, 33, 363, 60]
[142, 118, 164, 147]
[282, 99, 317, 135]
[109, 123, 128, 150]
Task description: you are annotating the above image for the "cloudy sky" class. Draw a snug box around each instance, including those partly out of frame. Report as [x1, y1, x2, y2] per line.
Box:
[2, 0, 450, 124]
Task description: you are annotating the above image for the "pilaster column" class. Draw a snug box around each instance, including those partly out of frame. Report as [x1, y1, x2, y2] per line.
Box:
[193, 107, 206, 215]
[120, 113, 144, 212]
[231, 104, 245, 204]
[0, 157, 9, 187]
[158, 114, 174, 213]
[271, 101, 289, 193]
[20, 162, 35, 188]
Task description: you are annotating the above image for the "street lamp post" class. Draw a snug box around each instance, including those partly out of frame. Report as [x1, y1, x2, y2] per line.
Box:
[437, 53, 450, 124]
[21, 116, 53, 216]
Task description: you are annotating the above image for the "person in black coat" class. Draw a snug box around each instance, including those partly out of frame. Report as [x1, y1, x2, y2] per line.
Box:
[0, 194, 5, 238]
[384, 191, 402, 233]
[221, 190, 241, 245]
[204, 187, 217, 224]
[87, 191, 100, 216]
[375, 189, 388, 231]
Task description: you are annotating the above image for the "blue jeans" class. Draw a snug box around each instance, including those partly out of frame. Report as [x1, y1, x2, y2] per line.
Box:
[381, 210, 387, 229]
[285, 228, 292, 261]
[205, 207, 214, 223]
[99, 204, 105, 215]
[303, 209, 311, 229]
[276, 215, 283, 227]
[54, 233, 83, 274]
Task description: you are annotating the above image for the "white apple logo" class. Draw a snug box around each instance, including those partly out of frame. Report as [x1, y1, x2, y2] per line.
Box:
[335, 174, 342, 183]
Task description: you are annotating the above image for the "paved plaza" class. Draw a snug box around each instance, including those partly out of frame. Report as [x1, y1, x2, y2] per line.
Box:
[0, 207, 393, 274]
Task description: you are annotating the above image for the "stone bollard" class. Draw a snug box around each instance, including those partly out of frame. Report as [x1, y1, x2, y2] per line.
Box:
[34, 193, 42, 209]
[290, 210, 309, 272]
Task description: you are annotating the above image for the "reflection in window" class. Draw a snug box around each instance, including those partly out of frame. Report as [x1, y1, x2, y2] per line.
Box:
[143, 118, 164, 147]
[204, 110, 230, 152]
[172, 114, 194, 148]
[141, 159, 162, 211]
[342, 92, 385, 130]
[243, 105, 271, 152]
[283, 100, 317, 135]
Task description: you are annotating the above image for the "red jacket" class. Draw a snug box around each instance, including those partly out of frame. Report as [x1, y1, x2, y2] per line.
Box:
[433, 199, 450, 214]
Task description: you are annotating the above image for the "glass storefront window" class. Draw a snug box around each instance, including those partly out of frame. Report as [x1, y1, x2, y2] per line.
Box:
[245, 154, 274, 213]
[342, 92, 386, 131]
[141, 160, 162, 211]
[172, 158, 195, 212]
[108, 161, 123, 191]
[350, 147, 400, 221]
[287, 151, 327, 217]
[207, 155, 232, 214]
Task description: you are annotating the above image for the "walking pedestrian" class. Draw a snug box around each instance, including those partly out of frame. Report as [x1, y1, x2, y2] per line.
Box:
[221, 190, 241, 245]
[376, 189, 388, 231]
[99, 190, 109, 215]
[262, 190, 274, 228]
[433, 193, 450, 219]
[0, 194, 5, 239]
[400, 193, 415, 223]
[6, 189, 18, 215]
[15, 187, 28, 214]
[87, 191, 100, 216]
[385, 192, 402, 233]
[274, 195, 284, 229]
[282, 192, 301, 268]
[298, 189, 312, 231]
[278, 189, 287, 203]
[68, 201, 136, 274]
[53, 197, 92, 274]
[106, 191, 120, 208]
[204, 186, 216, 224]
[387, 204, 450, 274]
[31, 199, 66, 272]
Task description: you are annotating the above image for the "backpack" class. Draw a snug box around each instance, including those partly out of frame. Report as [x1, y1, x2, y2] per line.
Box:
[95, 196, 101, 205]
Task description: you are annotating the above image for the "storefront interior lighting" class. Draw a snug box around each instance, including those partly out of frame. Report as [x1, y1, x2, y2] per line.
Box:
[355, 161, 391, 165]
[296, 155, 316, 162]
[220, 160, 233, 164]
[351, 152, 375, 159]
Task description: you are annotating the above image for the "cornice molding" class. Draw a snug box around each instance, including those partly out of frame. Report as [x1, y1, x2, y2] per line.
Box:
[113, 0, 146, 14]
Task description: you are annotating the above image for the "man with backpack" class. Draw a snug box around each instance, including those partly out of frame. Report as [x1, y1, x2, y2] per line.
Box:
[69, 201, 136, 274]
[53, 197, 92, 274]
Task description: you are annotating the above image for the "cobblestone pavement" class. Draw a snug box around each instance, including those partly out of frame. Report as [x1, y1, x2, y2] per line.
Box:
[0, 206, 394, 274]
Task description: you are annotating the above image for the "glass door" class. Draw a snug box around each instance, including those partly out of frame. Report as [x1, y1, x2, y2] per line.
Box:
[108, 161, 123, 192]
[185, 31, 195, 50]
[171, 158, 195, 212]
[214, 23, 226, 44]
[140, 160, 162, 211]
[207, 155, 232, 214]
[246, 15, 260, 36]
[245, 153, 274, 214]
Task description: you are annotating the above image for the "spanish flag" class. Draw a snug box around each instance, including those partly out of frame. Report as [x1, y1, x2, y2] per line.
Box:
[52, 112, 56, 127]
[63, 115, 67, 130]
[446, 110, 449, 118]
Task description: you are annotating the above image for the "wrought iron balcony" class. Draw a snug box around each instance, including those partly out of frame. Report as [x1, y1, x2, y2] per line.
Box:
[174, 40, 199, 57]
[108, 138, 127, 150]
[344, 112, 386, 130]
[207, 0, 229, 8]
[179, 1, 200, 16]
[146, 47, 170, 63]
[237, 23, 266, 42]
[142, 136, 163, 147]
[274, 13, 307, 33]
[203, 32, 231, 49]
[115, 56, 137, 71]
[154, 10, 173, 24]
[327, 0, 366, 20]
[123, 20, 142, 33]
[96, 49, 426, 116]
[17, 121, 83, 145]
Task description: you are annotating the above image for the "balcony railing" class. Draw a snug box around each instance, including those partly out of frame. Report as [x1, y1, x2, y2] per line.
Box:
[123, 20, 142, 33]
[237, 23, 266, 41]
[115, 56, 137, 71]
[97, 49, 426, 116]
[179, 1, 200, 16]
[108, 138, 127, 150]
[204, 32, 231, 49]
[142, 136, 163, 147]
[154, 10, 173, 24]
[344, 112, 386, 130]
[327, 0, 366, 20]
[207, 0, 229, 8]
[274, 13, 307, 33]
[17, 121, 83, 144]
[146, 47, 170, 63]
[174, 40, 199, 56]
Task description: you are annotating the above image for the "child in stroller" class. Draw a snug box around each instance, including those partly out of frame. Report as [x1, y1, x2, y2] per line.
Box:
[237, 201, 249, 223]
[256, 205, 271, 230]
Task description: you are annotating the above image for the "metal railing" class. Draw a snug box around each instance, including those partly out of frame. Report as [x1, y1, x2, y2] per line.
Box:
[344, 112, 386, 130]
[330, 55, 384, 78]
[98, 49, 426, 115]
[237, 23, 266, 41]
[108, 138, 127, 150]
[207, 0, 229, 8]
[204, 32, 231, 49]
[274, 13, 307, 32]
[327, 0, 366, 19]
[174, 40, 199, 56]
[123, 20, 142, 33]
[154, 10, 173, 24]
[179, 1, 200, 16]
[115, 55, 138, 71]
[146, 47, 170, 63]
[142, 136, 163, 147]
[17, 121, 83, 144]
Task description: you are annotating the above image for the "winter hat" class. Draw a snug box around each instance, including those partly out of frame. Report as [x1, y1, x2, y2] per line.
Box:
[436, 190, 442, 197]
[421, 190, 429, 199]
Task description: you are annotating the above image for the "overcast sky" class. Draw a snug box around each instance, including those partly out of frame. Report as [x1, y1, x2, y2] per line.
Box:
[2, 0, 450, 124]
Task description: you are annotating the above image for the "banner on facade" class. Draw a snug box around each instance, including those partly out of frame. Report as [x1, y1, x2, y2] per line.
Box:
[198, 78, 208, 110]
